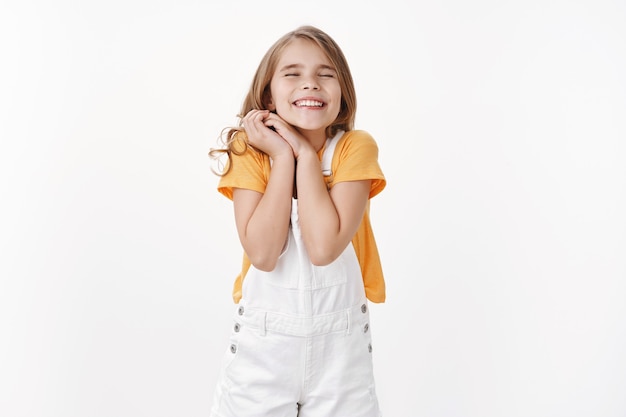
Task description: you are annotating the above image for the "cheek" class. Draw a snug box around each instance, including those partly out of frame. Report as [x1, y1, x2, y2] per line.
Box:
[268, 89, 286, 110]
[334, 95, 343, 115]
[331, 86, 342, 107]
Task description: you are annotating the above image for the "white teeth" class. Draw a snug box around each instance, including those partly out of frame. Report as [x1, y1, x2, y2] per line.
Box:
[295, 100, 323, 107]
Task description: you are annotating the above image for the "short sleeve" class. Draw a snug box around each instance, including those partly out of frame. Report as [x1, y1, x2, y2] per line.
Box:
[217, 132, 272, 200]
[330, 130, 386, 199]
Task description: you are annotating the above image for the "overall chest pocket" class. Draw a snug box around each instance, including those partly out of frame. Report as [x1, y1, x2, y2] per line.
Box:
[310, 254, 349, 289]
[259, 233, 352, 290]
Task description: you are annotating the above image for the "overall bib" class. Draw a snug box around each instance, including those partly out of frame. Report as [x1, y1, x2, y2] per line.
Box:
[210, 134, 381, 417]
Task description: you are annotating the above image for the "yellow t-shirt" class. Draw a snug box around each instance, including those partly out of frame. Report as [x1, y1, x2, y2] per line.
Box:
[218, 129, 387, 303]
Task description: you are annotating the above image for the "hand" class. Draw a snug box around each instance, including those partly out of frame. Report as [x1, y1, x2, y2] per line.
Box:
[242, 110, 292, 159]
[262, 113, 314, 159]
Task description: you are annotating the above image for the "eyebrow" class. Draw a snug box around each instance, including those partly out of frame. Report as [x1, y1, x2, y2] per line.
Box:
[278, 63, 337, 72]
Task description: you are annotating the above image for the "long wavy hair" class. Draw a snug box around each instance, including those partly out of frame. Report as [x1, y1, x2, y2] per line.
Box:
[209, 25, 357, 175]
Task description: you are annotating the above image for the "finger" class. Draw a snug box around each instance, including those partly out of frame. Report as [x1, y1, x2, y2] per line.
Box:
[243, 110, 266, 134]
[247, 110, 269, 129]
[262, 113, 287, 129]
[243, 109, 265, 123]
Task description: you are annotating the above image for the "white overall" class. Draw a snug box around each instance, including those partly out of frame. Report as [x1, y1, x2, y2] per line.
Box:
[210, 133, 382, 417]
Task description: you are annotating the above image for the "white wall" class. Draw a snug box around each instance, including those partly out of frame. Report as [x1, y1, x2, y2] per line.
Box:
[1, 1, 625, 416]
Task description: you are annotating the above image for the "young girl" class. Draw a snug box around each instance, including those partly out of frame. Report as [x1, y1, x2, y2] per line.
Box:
[209, 25, 386, 417]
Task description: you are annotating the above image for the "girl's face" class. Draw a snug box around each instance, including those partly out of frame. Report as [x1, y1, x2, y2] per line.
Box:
[268, 38, 342, 139]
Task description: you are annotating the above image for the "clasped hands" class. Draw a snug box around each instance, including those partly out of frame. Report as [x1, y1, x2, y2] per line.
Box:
[241, 110, 313, 160]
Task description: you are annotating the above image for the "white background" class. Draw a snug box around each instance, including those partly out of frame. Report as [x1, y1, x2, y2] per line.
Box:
[1, 1, 625, 416]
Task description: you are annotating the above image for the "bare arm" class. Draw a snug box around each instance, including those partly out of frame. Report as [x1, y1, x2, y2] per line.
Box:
[262, 111, 370, 266]
[233, 110, 295, 271]
[295, 148, 370, 265]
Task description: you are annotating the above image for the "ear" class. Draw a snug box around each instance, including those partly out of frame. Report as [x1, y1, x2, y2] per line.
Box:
[266, 97, 276, 111]
[262, 86, 275, 111]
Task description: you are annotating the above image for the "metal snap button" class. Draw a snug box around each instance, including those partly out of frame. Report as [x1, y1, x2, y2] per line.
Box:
[361, 304, 367, 313]
[368, 343, 372, 353]
[364, 323, 369, 333]
[238, 306, 244, 316]
[234, 323, 241, 332]
[230, 344, 237, 354]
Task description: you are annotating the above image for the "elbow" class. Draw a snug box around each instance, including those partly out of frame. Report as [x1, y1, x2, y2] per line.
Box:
[248, 253, 279, 272]
[306, 238, 349, 266]
[307, 248, 340, 267]
[243, 235, 288, 272]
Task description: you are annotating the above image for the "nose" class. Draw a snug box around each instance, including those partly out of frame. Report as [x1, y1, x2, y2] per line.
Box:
[301, 76, 319, 90]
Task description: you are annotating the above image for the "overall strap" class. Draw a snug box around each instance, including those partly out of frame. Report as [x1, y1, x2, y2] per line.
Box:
[321, 130, 344, 177]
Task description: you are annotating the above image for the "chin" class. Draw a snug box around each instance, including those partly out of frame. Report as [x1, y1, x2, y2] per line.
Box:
[295, 125, 326, 133]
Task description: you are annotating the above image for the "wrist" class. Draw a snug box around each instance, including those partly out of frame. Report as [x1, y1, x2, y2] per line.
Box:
[295, 147, 317, 163]
[270, 151, 296, 165]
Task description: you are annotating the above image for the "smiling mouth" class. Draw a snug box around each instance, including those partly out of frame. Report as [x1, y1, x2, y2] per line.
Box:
[294, 99, 324, 107]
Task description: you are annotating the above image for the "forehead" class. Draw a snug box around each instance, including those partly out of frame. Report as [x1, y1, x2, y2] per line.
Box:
[276, 38, 333, 67]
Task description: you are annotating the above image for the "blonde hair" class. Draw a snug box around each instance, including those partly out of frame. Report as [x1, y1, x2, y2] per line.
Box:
[209, 25, 357, 175]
